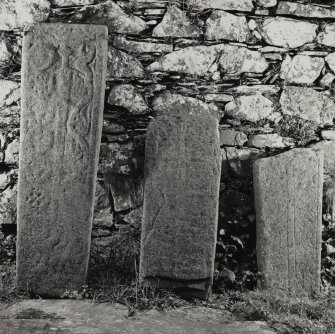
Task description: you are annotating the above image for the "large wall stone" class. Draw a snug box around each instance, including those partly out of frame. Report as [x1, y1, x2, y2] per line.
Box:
[16, 24, 107, 296]
[205, 11, 251, 42]
[258, 17, 317, 48]
[0, 0, 50, 31]
[280, 86, 335, 125]
[254, 148, 323, 296]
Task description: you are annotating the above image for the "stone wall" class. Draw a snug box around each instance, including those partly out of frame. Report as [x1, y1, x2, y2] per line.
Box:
[1, 0, 335, 288]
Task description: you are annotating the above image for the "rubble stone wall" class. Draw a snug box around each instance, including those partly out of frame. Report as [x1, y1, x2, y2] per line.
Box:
[1, 0, 335, 285]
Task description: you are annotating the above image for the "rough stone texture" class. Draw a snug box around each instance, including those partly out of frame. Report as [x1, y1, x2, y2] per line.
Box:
[0, 40, 11, 63]
[108, 47, 145, 79]
[4, 138, 19, 164]
[0, 0, 50, 31]
[280, 55, 324, 85]
[108, 84, 150, 115]
[72, 0, 147, 34]
[0, 300, 276, 334]
[140, 93, 221, 298]
[259, 17, 317, 48]
[147, 44, 268, 76]
[0, 184, 17, 225]
[326, 53, 335, 73]
[205, 11, 251, 42]
[225, 95, 274, 122]
[220, 129, 247, 146]
[257, 0, 277, 7]
[105, 174, 143, 211]
[153, 92, 222, 118]
[188, 0, 254, 12]
[277, 1, 335, 19]
[254, 148, 323, 296]
[320, 73, 335, 87]
[321, 130, 335, 141]
[0, 80, 20, 109]
[113, 35, 173, 54]
[147, 45, 225, 76]
[17, 24, 108, 296]
[227, 85, 280, 96]
[219, 46, 268, 74]
[99, 142, 138, 176]
[248, 134, 293, 148]
[310, 141, 335, 175]
[153, 5, 202, 38]
[318, 23, 335, 47]
[222, 147, 265, 177]
[50, 0, 95, 6]
[280, 86, 335, 125]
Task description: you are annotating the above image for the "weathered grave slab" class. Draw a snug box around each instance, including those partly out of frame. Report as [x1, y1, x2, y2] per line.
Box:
[17, 23, 108, 296]
[254, 148, 323, 296]
[139, 93, 221, 299]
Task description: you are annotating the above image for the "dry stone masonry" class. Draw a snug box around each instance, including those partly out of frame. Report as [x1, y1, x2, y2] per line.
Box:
[1, 0, 335, 296]
[16, 24, 107, 296]
[254, 149, 323, 296]
[140, 93, 221, 298]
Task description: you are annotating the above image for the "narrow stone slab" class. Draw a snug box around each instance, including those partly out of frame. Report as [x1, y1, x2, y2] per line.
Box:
[140, 93, 221, 299]
[254, 148, 323, 296]
[17, 23, 108, 296]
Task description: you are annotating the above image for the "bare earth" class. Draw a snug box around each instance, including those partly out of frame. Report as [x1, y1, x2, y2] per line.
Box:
[0, 299, 276, 334]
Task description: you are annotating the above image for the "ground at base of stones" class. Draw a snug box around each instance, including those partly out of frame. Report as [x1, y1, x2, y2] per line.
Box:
[0, 299, 275, 334]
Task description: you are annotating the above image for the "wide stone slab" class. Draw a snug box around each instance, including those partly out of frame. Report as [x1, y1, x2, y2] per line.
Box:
[140, 93, 221, 298]
[0, 300, 276, 334]
[254, 148, 323, 296]
[17, 24, 107, 296]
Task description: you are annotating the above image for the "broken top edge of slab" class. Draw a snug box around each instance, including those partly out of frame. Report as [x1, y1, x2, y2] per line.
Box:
[25, 22, 108, 35]
[253, 147, 323, 168]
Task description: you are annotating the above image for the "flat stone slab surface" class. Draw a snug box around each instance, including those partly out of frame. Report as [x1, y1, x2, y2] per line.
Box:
[254, 148, 323, 296]
[17, 23, 107, 296]
[140, 93, 222, 298]
[0, 300, 276, 334]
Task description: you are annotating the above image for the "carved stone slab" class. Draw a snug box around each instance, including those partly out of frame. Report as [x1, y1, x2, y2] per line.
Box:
[139, 94, 221, 299]
[17, 24, 107, 296]
[254, 148, 323, 296]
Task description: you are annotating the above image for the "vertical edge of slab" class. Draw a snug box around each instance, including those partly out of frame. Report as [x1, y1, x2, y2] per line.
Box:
[16, 23, 108, 296]
[139, 102, 221, 299]
[254, 148, 323, 297]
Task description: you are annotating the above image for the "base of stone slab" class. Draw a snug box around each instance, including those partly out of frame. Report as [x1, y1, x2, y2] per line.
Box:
[141, 277, 212, 299]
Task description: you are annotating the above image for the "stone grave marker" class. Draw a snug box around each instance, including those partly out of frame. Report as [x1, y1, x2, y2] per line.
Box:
[139, 93, 222, 299]
[16, 23, 107, 296]
[254, 148, 323, 296]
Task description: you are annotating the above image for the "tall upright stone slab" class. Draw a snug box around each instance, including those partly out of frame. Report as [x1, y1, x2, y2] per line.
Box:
[17, 24, 108, 296]
[139, 93, 221, 299]
[254, 148, 323, 296]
